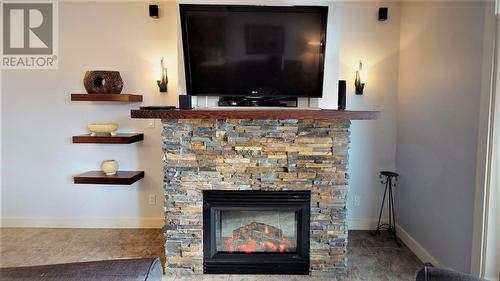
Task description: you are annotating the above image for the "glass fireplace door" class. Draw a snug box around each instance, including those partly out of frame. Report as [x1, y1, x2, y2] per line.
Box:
[215, 210, 298, 253]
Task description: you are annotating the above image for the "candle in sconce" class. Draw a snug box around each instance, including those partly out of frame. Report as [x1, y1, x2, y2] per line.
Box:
[157, 57, 168, 92]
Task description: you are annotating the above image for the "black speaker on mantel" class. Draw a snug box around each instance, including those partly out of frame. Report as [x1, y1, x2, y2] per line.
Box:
[338, 80, 346, 110]
[179, 95, 192, 109]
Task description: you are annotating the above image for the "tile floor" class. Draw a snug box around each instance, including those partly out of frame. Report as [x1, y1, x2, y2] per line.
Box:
[0, 228, 422, 280]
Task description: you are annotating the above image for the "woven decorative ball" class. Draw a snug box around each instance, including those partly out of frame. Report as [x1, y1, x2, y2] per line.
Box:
[83, 70, 123, 94]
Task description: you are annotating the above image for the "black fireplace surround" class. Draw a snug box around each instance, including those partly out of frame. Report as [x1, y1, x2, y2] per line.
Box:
[203, 190, 310, 274]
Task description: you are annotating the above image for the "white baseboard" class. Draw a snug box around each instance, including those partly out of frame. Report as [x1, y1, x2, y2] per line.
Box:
[1, 217, 164, 229]
[396, 223, 442, 267]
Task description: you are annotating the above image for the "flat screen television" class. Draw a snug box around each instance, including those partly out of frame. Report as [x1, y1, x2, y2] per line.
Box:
[180, 4, 328, 98]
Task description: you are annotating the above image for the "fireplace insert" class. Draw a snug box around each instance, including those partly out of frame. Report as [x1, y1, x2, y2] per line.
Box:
[203, 190, 310, 274]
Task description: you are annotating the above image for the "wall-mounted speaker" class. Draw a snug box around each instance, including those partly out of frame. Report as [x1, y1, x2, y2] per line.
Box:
[338, 80, 346, 110]
[149, 5, 159, 18]
[378, 7, 388, 21]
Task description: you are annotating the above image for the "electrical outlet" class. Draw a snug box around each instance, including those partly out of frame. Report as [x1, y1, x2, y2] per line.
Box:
[354, 195, 361, 207]
[148, 194, 157, 205]
[148, 119, 155, 128]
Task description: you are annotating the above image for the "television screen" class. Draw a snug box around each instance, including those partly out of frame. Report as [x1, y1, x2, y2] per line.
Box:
[180, 5, 328, 97]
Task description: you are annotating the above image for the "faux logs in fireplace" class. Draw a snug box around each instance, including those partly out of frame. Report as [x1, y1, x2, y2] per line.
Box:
[203, 190, 310, 274]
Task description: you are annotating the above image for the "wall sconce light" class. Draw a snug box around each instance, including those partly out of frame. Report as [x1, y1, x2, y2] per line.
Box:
[354, 61, 365, 95]
[157, 57, 168, 92]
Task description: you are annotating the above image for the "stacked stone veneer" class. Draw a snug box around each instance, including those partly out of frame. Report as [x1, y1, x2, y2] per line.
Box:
[162, 119, 350, 276]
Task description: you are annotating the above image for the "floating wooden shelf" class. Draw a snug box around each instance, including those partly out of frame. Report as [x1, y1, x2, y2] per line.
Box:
[72, 133, 144, 144]
[74, 171, 144, 185]
[71, 93, 143, 102]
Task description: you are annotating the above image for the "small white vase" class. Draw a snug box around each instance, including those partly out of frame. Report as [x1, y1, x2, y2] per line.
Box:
[101, 160, 118, 176]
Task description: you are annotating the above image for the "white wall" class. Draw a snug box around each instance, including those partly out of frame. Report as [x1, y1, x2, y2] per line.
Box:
[1, 1, 400, 228]
[335, 1, 400, 228]
[396, 1, 488, 272]
[1, 1, 179, 227]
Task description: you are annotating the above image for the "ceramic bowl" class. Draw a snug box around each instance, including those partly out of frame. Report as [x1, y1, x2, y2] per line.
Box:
[101, 160, 119, 176]
[88, 123, 118, 136]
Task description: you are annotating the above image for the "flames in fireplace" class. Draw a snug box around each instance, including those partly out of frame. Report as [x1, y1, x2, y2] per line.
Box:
[221, 222, 295, 253]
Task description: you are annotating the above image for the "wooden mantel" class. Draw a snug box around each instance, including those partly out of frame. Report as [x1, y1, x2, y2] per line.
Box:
[130, 108, 380, 120]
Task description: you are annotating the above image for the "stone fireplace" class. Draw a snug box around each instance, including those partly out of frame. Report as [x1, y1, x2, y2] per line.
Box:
[161, 118, 351, 276]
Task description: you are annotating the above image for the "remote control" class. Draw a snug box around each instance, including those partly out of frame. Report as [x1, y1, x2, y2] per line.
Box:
[140, 106, 176, 110]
